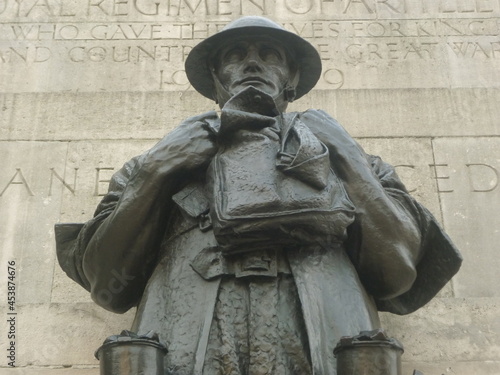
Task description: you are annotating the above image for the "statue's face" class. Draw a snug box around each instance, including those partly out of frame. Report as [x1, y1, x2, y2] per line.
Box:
[215, 38, 292, 99]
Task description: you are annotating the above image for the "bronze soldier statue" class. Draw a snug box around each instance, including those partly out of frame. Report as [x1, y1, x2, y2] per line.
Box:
[56, 16, 462, 375]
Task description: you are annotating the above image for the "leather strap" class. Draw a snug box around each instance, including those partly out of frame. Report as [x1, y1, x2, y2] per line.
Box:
[191, 247, 292, 281]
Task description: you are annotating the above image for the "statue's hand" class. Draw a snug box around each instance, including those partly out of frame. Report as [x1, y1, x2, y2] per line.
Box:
[144, 114, 218, 176]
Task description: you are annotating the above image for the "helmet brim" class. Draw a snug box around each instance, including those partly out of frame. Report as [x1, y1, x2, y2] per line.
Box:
[185, 24, 322, 101]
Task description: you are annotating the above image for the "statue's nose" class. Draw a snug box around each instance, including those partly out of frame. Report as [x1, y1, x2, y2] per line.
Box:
[243, 49, 263, 73]
[243, 58, 263, 73]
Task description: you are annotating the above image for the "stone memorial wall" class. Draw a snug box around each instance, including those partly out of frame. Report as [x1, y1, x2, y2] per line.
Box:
[0, 0, 499, 373]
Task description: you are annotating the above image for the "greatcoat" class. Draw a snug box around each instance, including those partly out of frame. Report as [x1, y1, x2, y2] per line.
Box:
[56, 108, 461, 375]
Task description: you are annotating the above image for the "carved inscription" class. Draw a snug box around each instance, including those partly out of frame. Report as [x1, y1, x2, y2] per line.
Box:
[0, 167, 115, 197]
[1, 163, 498, 198]
[1, 0, 499, 18]
[5, 19, 499, 41]
[0, 0, 499, 91]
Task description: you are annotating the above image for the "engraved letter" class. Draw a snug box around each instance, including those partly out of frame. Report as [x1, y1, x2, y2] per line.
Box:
[387, 43, 399, 59]
[323, 69, 344, 88]
[0, 169, 35, 197]
[367, 22, 386, 37]
[88, 0, 110, 15]
[466, 163, 498, 192]
[95, 167, 114, 196]
[346, 44, 363, 60]
[60, 0, 77, 16]
[159, 69, 189, 88]
[59, 25, 79, 40]
[88, 47, 107, 62]
[367, 43, 382, 59]
[216, 0, 231, 15]
[284, 0, 313, 14]
[69, 47, 85, 62]
[34, 46, 51, 62]
[492, 42, 500, 58]
[239, 0, 266, 14]
[476, 0, 494, 12]
[429, 164, 453, 193]
[26, 0, 54, 16]
[344, 0, 374, 14]
[177, 0, 209, 15]
[471, 42, 490, 58]
[11, 25, 36, 40]
[134, 0, 159, 15]
[114, 0, 129, 15]
[447, 42, 469, 57]
[404, 43, 423, 59]
[377, 0, 405, 13]
[10, 47, 28, 63]
[91, 25, 108, 39]
[49, 168, 78, 196]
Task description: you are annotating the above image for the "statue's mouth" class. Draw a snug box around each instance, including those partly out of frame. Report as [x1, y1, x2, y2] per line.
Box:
[238, 77, 269, 85]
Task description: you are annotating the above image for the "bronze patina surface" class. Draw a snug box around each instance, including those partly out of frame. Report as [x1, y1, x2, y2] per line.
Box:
[55, 16, 462, 375]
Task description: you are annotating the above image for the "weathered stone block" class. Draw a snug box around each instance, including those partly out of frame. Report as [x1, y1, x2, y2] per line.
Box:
[3, 89, 498, 142]
[0, 92, 215, 141]
[0, 304, 134, 367]
[381, 297, 500, 363]
[0, 368, 98, 375]
[0, 142, 67, 304]
[402, 361, 500, 375]
[432, 137, 500, 298]
[290, 88, 500, 138]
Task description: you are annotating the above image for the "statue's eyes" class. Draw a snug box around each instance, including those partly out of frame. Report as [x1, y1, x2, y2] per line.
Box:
[259, 47, 282, 63]
[223, 47, 246, 63]
[221, 44, 284, 64]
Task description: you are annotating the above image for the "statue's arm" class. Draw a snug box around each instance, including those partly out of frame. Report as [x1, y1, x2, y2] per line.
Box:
[56, 112, 218, 313]
[366, 155, 461, 313]
[303, 110, 424, 300]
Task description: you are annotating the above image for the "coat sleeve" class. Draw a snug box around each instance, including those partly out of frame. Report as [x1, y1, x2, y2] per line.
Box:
[55, 111, 219, 313]
[55, 111, 219, 312]
[367, 155, 462, 314]
[54, 155, 143, 292]
[302, 108, 461, 314]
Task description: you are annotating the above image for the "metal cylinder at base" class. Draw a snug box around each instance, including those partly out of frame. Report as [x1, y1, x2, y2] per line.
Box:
[95, 330, 167, 375]
[334, 329, 404, 375]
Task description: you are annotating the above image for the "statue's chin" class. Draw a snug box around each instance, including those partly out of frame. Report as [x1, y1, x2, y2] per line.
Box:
[216, 84, 288, 112]
[230, 82, 278, 98]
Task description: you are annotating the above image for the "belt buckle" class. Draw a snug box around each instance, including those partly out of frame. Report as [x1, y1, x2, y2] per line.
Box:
[234, 249, 278, 278]
[198, 212, 212, 232]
